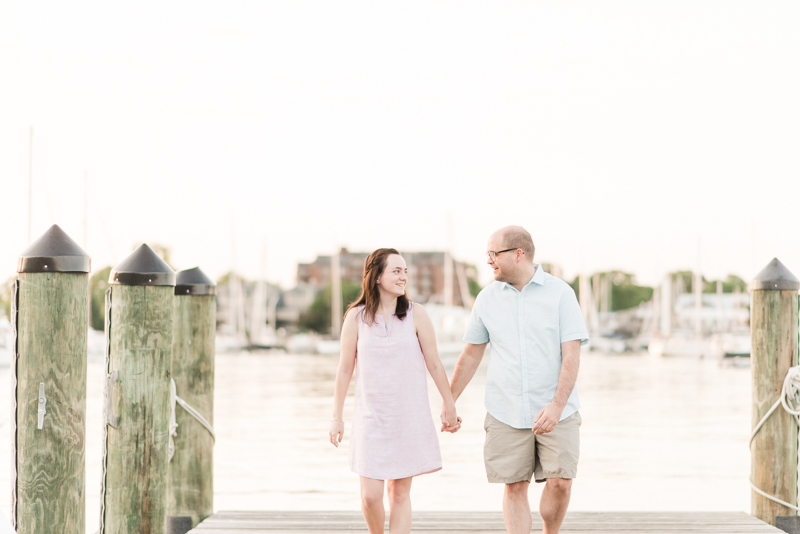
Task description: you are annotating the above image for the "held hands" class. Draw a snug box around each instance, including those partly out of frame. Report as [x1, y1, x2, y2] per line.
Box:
[532, 403, 563, 435]
[440, 404, 462, 433]
[329, 419, 344, 447]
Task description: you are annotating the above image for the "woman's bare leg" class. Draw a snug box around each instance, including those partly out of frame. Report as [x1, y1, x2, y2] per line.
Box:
[386, 477, 413, 534]
[360, 476, 386, 534]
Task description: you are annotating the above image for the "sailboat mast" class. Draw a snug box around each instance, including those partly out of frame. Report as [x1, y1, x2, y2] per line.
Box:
[443, 215, 454, 307]
[660, 274, 672, 338]
[716, 280, 723, 332]
[83, 170, 89, 249]
[250, 240, 268, 343]
[229, 215, 239, 338]
[228, 271, 237, 334]
[455, 261, 473, 309]
[443, 251, 454, 307]
[28, 126, 33, 244]
[694, 271, 703, 338]
[695, 238, 703, 338]
[331, 249, 342, 339]
[237, 277, 247, 342]
[579, 274, 591, 330]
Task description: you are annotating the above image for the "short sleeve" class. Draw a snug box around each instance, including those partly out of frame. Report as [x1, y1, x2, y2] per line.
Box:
[559, 288, 589, 346]
[463, 295, 490, 344]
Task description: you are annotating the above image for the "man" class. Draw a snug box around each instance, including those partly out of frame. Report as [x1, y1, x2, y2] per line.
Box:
[449, 226, 588, 534]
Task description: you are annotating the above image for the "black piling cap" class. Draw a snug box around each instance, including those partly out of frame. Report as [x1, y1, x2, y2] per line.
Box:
[109, 244, 176, 286]
[18, 224, 91, 273]
[175, 267, 216, 296]
[751, 258, 800, 291]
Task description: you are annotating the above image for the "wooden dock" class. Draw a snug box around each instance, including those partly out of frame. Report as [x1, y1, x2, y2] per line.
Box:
[188, 511, 784, 533]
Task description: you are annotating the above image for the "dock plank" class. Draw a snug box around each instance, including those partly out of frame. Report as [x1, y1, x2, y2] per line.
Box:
[189, 511, 783, 533]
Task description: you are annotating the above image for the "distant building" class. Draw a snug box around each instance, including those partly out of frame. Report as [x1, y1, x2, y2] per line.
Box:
[403, 251, 476, 307]
[297, 248, 369, 289]
[298, 248, 478, 307]
[276, 282, 317, 325]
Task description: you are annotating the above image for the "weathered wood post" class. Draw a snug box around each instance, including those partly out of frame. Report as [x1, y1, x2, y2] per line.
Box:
[167, 267, 217, 534]
[100, 244, 175, 534]
[750, 258, 799, 526]
[12, 225, 90, 534]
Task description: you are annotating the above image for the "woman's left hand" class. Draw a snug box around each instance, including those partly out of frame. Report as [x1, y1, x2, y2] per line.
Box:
[440, 405, 462, 433]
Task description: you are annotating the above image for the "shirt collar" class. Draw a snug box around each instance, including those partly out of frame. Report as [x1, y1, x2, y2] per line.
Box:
[503, 263, 544, 291]
[531, 263, 545, 285]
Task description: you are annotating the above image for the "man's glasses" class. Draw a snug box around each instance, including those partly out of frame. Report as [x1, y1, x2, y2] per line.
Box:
[486, 248, 518, 261]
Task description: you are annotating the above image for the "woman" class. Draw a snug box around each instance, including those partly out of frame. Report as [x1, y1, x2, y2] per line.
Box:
[329, 248, 461, 534]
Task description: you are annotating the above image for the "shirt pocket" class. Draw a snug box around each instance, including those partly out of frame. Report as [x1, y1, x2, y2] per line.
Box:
[528, 299, 560, 339]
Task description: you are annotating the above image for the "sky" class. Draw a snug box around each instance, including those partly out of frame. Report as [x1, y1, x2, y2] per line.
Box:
[1, 2, 798, 289]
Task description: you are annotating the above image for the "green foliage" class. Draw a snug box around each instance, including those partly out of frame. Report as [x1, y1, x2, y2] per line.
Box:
[671, 271, 748, 294]
[572, 271, 653, 312]
[611, 282, 653, 311]
[569, 276, 579, 296]
[605, 271, 653, 311]
[216, 272, 232, 286]
[703, 274, 747, 293]
[298, 281, 362, 334]
[90, 266, 112, 331]
[672, 270, 694, 293]
[723, 274, 747, 292]
[468, 277, 482, 297]
[552, 270, 749, 311]
[461, 263, 482, 297]
[0, 276, 16, 319]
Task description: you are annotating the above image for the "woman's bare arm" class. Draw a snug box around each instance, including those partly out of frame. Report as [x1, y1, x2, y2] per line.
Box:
[413, 304, 460, 432]
[329, 308, 358, 447]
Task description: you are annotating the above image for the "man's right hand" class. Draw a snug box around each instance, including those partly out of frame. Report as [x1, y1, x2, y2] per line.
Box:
[440, 404, 462, 433]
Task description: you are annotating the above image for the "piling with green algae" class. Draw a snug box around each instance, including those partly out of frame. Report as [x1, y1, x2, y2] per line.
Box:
[100, 244, 175, 534]
[12, 225, 90, 534]
[750, 258, 799, 526]
[167, 267, 217, 534]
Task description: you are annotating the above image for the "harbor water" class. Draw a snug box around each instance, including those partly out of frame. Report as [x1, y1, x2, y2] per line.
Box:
[0, 350, 752, 533]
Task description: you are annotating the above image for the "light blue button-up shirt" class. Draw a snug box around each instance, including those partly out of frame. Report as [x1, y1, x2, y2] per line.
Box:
[463, 264, 589, 429]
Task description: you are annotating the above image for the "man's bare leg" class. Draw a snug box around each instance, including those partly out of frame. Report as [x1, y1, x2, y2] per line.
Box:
[539, 478, 572, 534]
[360, 476, 386, 534]
[386, 477, 413, 534]
[503, 481, 532, 534]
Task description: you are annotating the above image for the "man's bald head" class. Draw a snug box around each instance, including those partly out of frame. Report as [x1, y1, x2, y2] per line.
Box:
[492, 225, 535, 261]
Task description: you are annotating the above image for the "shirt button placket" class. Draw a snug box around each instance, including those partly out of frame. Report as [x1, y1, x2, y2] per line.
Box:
[519, 289, 530, 428]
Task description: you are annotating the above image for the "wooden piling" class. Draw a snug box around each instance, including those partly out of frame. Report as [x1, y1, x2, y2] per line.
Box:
[168, 267, 217, 533]
[101, 244, 175, 534]
[750, 258, 799, 525]
[12, 225, 90, 534]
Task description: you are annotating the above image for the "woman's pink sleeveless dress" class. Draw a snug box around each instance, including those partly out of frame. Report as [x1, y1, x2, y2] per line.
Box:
[350, 303, 442, 480]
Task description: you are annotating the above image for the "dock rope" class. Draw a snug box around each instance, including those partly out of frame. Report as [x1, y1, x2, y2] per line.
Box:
[169, 378, 215, 462]
[749, 365, 800, 511]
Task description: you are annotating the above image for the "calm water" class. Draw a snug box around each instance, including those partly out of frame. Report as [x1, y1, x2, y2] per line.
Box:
[0, 350, 752, 532]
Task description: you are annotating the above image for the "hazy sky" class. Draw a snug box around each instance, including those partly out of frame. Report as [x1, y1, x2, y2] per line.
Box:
[1, 2, 798, 288]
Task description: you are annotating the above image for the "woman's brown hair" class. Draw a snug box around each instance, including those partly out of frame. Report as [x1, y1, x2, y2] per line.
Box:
[346, 248, 409, 325]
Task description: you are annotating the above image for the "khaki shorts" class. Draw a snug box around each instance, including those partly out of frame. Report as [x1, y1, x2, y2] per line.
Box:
[484, 411, 581, 484]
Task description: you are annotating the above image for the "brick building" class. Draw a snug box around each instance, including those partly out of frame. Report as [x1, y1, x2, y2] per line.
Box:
[297, 248, 478, 307]
[296, 248, 370, 289]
